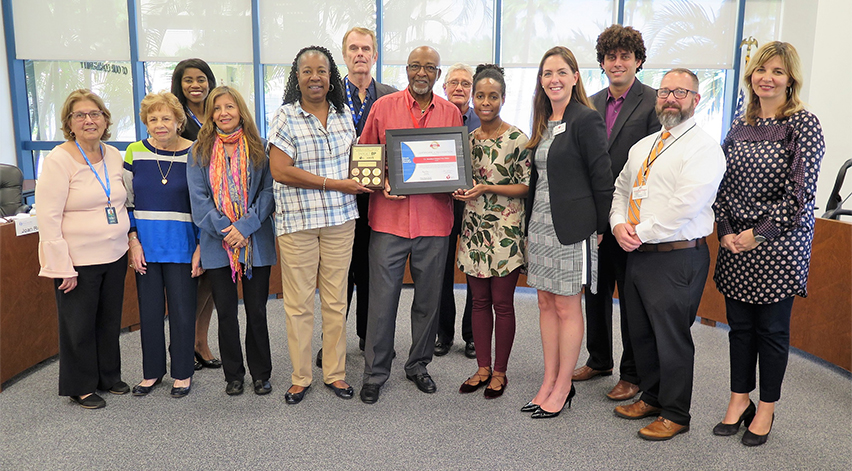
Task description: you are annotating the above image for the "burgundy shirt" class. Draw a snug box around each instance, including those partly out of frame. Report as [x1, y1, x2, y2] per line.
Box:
[359, 89, 463, 238]
[605, 79, 636, 139]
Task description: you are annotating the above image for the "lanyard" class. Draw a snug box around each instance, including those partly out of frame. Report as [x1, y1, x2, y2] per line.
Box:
[344, 77, 369, 127]
[408, 103, 429, 129]
[640, 124, 696, 181]
[186, 106, 202, 128]
[75, 141, 111, 206]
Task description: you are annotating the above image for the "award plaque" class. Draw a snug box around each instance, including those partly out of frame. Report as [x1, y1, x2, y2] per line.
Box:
[349, 144, 386, 189]
[385, 126, 473, 195]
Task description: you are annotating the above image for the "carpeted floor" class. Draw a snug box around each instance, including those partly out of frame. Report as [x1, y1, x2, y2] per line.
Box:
[1, 287, 850, 470]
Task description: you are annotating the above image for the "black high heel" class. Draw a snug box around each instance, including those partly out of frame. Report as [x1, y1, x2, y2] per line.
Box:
[713, 400, 756, 436]
[195, 351, 222, 369]
[742, 414, 774, 446]
[531, 384, 576, 419]
[520, 401, 539, 413]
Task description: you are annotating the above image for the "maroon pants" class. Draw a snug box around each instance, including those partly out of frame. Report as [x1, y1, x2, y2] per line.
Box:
[467, 268, 521, 373]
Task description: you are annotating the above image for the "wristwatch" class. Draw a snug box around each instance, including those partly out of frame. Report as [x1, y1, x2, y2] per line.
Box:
[754, 234, 767, 245]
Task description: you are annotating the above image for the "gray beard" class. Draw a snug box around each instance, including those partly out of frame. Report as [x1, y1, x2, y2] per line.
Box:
[657, 108, 687, 129]
[411, 83, 430, 95]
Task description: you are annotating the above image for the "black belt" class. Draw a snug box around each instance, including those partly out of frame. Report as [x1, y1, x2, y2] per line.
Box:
[637, 237, 706, 253]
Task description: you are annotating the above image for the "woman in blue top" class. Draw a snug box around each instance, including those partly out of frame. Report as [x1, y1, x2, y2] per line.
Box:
[125, 92, 200, 398]
[187, 86, 276, 397]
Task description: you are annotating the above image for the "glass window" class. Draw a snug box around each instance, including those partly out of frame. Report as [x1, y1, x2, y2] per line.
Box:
[262, 65, 292, 125]
[25, 61, 136, 142]
[145, 61, 256, 118]
[624, 0, 738, 69]
[502, 0, 615, 67]
[743, 0, 783, 46]
[382, 0, 493, 65]
[12, 0, 130, 61]
[259, 0, 376, 64]
[137, 0, 253, 62]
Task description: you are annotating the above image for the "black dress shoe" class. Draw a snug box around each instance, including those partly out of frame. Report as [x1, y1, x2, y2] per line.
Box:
[359, 338, 366, 351]
[325, 382, 354, 399]
[70, 393, 106, 409]
[464, 341, 476, 359]
[316, 348, 323, 368]
[132, 378, 163, 396]
[434, 341, 451, 356]
[406, 372, 437, 393]
[194, 360, 203, 371]
[253, 379, 272, 395]
[108, 381, 130, 395]
[742, 414, 774, 447]
[285, 385, 310, 404]
[195, 351, 222, 369]
[713, 400, 756, 436]
[225, 380, 244, 396]
[531, 384, 576, 419]
[170, 381, 191, 398]
[360, 384, 380, 404]
[520, 401, 540, 413]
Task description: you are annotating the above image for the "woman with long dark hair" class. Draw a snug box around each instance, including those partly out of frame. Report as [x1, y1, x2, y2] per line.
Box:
[520, 47, 612, 419]
[187, 86, 276, 396]
[268, 46, 370, 404]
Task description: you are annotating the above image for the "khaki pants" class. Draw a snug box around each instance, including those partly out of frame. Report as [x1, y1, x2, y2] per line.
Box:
[278, 220, 355, 386]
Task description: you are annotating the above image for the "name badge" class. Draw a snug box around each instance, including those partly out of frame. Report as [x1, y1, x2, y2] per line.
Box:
[105, 206, 118, 225]
[553, 123, 566, 135]
[632, 185, 649, 200]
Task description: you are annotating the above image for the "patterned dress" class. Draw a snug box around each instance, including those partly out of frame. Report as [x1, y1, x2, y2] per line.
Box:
[527, 121, 598, 296]
[713, 110, 825, 304]
[457, 125, 530, 278]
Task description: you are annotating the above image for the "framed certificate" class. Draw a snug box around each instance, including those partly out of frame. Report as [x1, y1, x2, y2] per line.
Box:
[349, 144, 385, 189]
[385, 126, 473, 195]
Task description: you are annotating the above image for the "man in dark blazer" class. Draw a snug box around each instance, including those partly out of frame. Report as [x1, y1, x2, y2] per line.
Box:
[573, 25, 661, 401]
[316, 27, 396, 368]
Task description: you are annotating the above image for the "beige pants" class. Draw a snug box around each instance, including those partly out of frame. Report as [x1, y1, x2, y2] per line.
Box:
[278, 220, 355, 386]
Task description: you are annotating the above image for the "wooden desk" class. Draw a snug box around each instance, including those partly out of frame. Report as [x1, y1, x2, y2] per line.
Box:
[0, 221, 140, 390]
[697, 218, 852, 371]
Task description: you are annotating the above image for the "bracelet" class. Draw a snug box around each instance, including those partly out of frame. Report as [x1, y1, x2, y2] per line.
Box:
[128, 234, 138, 241]
[322, 177, 328, 192]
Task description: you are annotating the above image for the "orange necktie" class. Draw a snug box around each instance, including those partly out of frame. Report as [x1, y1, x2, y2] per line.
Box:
[628, 131, 671, 225]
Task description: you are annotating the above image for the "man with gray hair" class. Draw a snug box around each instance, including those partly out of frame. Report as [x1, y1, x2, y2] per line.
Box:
[610, 68, 725, 441]
[434, 62, 478, 359]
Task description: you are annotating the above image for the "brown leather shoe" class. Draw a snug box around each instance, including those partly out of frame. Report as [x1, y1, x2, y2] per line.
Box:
[638, 417, 689, 441]
[614, 400, 661, 420]
[572, 365, 613, 381]
[606, 380, 640, 401]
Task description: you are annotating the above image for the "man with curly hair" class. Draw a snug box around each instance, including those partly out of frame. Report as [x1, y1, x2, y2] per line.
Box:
[573, 25, 661, 402]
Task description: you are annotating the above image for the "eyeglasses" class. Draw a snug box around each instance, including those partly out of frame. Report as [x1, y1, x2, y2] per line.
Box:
[69, 110, 104, 121]
[656, 88, 696, 99]
[447, 80, 472, 89]
[407, 64, 438, 74]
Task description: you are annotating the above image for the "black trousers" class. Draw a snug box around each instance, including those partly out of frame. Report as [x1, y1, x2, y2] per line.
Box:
[346, 193, 371, 340]
[582, 229, 638, 383]
[207, 266, 272, 384]
[437, 199, 472, 345]
[54, 254, 127, 396]
[625, 245, 709, 426]
[725, 296, 794, 403]
[136, 262, 197, 381]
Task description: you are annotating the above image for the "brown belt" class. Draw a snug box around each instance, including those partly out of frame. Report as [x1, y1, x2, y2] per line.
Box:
[637, 237, 706, 253]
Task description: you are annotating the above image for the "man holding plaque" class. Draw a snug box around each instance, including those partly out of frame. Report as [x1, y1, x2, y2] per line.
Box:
[358, 46, 463, 404]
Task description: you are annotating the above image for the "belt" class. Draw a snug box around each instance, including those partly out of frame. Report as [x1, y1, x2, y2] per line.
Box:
[637, 237, 706, 253]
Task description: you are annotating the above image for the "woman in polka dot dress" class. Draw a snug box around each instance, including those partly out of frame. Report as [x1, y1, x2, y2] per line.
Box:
[711, 41, 825, 447]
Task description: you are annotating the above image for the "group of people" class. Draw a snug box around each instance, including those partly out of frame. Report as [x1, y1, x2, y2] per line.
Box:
[35, 23, 824, 447]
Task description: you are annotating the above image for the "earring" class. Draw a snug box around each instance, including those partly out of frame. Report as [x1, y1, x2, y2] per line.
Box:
[329, 83, 335, 92]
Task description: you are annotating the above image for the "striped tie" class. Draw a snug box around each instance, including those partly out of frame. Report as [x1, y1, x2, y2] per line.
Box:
[628, 131, 671, 225]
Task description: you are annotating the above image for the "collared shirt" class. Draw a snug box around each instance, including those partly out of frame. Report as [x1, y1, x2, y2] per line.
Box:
[359, 89, 464, 239]
[610, 117, 726, 243]
[346, 77, 378, 135]
[463, 106, 481, 133]
[267, 101, 358, 235]
[605, 79, 635, 138]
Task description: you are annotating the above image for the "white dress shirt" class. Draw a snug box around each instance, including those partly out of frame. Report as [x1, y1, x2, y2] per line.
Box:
[610, 117, 726, 244]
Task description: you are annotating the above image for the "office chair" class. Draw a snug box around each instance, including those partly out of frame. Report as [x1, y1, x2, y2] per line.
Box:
[821, 158, 852, 220]
[0, 163, 30, 217]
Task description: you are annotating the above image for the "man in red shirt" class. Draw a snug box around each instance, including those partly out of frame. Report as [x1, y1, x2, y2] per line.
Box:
[358, 46, 463, 404]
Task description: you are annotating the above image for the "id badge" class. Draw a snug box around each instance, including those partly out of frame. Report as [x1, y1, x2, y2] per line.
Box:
[632, 185, 649, 200]
[553, 122, 566, 135]
[105, 206, 118, 225]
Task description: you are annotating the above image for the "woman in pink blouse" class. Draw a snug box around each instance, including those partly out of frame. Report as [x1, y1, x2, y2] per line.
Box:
[36, 89, 132, 409]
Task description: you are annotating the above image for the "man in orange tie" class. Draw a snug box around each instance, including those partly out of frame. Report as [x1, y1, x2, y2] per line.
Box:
[609, 68, 725, 441]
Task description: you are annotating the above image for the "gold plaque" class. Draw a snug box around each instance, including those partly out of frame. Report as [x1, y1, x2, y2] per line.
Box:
[349, 144, 385, 190]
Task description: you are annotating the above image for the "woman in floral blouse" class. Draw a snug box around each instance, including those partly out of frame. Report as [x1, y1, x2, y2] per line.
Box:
[454, 64, 530, 399]
[712, 42, 825, 447]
